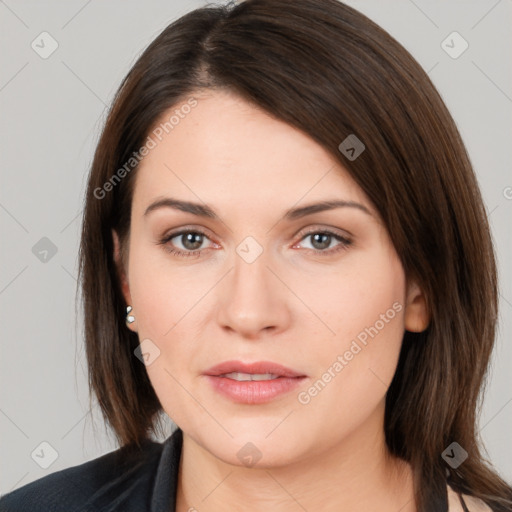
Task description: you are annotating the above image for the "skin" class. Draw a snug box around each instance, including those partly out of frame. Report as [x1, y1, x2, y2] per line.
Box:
[113, 89, 429, 511]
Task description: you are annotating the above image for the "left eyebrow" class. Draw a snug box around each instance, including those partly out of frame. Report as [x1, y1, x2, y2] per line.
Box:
[283, 200, 372, 220]
[143, 197, 372, 220]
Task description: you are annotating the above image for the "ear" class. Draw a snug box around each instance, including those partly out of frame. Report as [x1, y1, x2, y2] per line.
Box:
[112, 229, 132, 308]
[404, 280, 429, 332]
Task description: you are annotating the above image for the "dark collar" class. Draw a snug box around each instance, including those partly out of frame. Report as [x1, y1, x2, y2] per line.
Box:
[150, 427, 183, 512]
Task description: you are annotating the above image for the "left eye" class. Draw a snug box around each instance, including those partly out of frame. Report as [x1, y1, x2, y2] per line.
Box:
[294, 230, 352, 255]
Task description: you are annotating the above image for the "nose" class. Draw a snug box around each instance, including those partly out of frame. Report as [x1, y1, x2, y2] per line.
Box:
[216, 245, 292, 339]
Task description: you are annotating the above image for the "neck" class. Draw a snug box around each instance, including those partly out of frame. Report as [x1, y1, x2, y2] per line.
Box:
[175, 403, 416, 512]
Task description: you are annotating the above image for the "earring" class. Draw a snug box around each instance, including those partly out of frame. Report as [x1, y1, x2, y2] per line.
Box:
[126, 305, 135, 324]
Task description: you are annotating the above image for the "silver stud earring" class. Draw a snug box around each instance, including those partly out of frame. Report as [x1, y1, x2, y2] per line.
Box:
[126, 305, 135, 324]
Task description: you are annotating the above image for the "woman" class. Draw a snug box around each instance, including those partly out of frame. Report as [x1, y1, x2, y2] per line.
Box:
[1, 0, 511, 511]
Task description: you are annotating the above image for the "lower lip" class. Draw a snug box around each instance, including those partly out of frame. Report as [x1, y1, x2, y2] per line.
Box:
[205, 375, 306, 404]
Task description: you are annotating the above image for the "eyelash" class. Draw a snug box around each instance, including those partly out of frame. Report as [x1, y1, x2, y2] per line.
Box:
[157, 228, 352, 258]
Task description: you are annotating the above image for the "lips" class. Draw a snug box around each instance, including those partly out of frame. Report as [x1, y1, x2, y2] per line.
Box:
[204, 360, 306, 378]
[203, 360, 307, 404]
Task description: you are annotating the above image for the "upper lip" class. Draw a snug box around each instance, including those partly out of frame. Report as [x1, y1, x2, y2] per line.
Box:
[204, 360, 306, 378]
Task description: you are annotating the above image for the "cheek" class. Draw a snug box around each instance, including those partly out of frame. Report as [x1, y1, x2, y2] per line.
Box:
[128, 240, 207, 337]
[296, 249, 406, 411]
[126, 243, 212, 413]
[293, 248, 406, 351]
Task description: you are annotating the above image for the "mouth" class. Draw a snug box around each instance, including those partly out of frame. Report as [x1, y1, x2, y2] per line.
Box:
[204, 360, 306, 378]
[219, 372, 282, 381]
[203, 360, 308, 404]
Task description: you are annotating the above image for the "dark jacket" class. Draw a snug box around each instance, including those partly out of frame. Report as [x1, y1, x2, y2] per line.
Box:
[0, 428, 183, 512]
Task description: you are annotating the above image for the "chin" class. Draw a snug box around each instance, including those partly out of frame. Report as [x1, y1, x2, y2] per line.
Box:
[198, 426, 307, 469]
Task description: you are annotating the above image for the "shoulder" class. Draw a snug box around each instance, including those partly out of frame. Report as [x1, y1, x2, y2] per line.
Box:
[447, 484, 493, 512]
[0, 438, 166, 512]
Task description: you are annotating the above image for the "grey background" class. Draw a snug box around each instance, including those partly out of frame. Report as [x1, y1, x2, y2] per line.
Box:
[1, 0, 511, 495]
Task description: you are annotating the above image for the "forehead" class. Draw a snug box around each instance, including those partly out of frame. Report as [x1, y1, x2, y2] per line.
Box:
[131, 90, 369, 215]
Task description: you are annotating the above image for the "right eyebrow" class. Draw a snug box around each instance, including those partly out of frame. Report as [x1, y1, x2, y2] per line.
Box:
[144, 197, 218, 219]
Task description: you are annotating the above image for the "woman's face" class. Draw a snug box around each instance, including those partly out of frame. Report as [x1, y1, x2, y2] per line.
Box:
[114, 89, 427, 467]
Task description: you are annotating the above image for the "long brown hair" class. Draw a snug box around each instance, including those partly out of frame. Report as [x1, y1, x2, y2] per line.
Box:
[77, 0, 512, 510]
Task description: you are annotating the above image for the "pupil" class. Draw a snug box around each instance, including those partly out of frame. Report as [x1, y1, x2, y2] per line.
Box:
[312, 233, 330, 250]
[183, 233, 203, 250]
